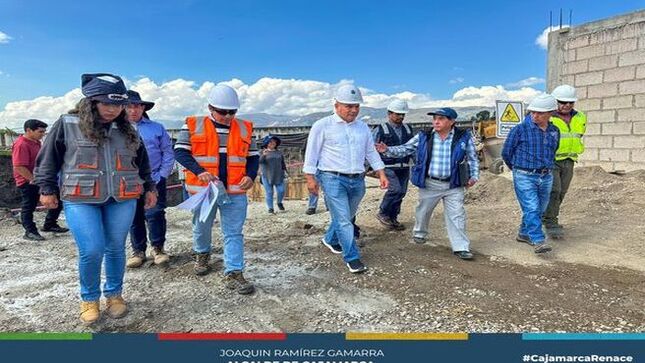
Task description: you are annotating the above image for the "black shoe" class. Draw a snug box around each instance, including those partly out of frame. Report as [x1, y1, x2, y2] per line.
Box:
[454, 251, 474, 260]
[305, 208, 316, 215]
[516, 234, 531, 244]
[277, 203, 285, 211]
[412, 237, 427, 244]
[24, 231, 45, 241]
[376, 213, 394, 228]
[391, 219, 406, 231]
[321, 237, 342, 254]
[346, 259, 368, 273]
[268, 208, 275, 214]
[42, 224, 69, 233]
[223, 271, 255, 295]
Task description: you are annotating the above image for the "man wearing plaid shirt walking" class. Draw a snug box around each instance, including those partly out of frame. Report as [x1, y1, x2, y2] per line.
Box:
[376, 107, 479, 260]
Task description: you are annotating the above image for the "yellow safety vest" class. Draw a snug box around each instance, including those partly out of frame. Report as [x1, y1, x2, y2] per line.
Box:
[551, 111, 586, 161]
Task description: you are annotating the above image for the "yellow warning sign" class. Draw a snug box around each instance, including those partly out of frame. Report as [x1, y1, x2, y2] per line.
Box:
[500, 103, 520, 122]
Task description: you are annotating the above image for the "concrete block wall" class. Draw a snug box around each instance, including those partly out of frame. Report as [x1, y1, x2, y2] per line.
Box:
[548, 10, 645, 171]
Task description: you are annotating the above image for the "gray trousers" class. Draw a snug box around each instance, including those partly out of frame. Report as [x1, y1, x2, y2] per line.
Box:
[413, 178, 471, 252]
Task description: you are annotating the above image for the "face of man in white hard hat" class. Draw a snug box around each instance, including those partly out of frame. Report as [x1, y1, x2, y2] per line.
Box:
[387, 111, 405, 125]
[556, 99, 575, 115]
[335, 102, 360, 123]
[208, 105, 237, 124]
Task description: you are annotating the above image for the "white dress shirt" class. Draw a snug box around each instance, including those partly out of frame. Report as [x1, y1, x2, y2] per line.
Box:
[303, 113, 385, 174]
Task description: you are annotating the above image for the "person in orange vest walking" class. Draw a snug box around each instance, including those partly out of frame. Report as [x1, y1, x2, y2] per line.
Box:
[174, 84, 259, 295]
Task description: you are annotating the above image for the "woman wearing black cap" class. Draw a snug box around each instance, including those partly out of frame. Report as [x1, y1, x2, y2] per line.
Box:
[34, 73, 157, 325]
[260, 135, 287, 213]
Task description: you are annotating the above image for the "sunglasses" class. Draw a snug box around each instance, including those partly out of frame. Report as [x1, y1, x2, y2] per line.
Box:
[213, 108, 237, 116]
[557, 100, 574, 105]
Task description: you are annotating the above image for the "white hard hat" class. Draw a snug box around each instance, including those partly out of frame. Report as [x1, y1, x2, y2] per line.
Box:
[551, 84, 577, 102]
[387, 99, 409, 114]
[334, 84, 364, 104]
[527, 94, 558, 112]
[207, 84, 240, 110]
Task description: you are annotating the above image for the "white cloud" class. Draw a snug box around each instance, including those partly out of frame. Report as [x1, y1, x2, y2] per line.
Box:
[506, 77, 545, 88]
[0, 77, 544, 129]
[0, 31, 12, 44]
[536, 25, 569, 50]
[449, 77, 465, 84]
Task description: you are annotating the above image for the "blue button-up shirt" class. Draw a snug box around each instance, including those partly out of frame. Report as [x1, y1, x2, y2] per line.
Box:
[502, 116, 560, 171]
[132, 117, 175, 182]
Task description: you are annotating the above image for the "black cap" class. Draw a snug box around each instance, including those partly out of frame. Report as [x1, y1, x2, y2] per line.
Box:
[126, 90, 155, 111]
[81, 73, 128, 105]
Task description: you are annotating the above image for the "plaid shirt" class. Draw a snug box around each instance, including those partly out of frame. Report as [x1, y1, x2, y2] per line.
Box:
[502, 117, 560, 170]
[385, 129, 480, 180]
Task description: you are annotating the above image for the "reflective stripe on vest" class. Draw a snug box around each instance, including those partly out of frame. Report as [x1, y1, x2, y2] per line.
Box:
[551, 111, 586, 161]
[183, 115, 252, 195]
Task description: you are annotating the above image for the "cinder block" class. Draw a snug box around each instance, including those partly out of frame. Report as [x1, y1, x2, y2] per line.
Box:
[560, 75, 575, 86]
[567, 35, 590, 49]
[639, 35, 645, 50]
[586, 110, 616, 123]
[583, 135, 613, 148]
[588, 55, 618, 71]
[635, 94, 645, 107]
[575, 71, 604, 86]
[636, 65, 645, 79]
[613, 135, 645, 149]
[613, 161, 645, 172]
[601, 122, 633, 135]
[565, 50, 577, 63]
[577, 86, 588, 99]
[618, 50, 645, 67]
[576, 98, 601, 111]
[599, 148, 630, 162]
[584, 123, 601, 135]
[588, 83, 618, 98]
[630, 149, 645, 163]
[578, 161, 615, 171]
[576, 44, 605, 60]
[603, 66, 636, 82]
[605, 38, 638, 54]
[578, 148, 599, 161]
[602, 95, 633, 109]
[617, 108, 645, 122]
[618, 79, 645, 95]
[563, 60, 589, 75]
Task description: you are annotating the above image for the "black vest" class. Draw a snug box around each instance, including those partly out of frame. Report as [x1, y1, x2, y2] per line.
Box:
[377, 122, 414, 168]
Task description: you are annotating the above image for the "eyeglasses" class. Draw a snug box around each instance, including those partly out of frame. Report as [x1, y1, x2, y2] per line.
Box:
[557, 100, 574, 105]
[213, 108, 237, 116]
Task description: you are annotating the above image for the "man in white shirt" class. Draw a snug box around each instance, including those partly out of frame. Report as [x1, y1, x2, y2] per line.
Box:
[303, 84, 388, 273]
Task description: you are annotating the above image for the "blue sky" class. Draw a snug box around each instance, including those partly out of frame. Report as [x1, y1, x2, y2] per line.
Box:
[0, 0, 643, 125]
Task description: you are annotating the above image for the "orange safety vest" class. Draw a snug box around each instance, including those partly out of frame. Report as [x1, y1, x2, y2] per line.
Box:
[183, 115, 253, 195]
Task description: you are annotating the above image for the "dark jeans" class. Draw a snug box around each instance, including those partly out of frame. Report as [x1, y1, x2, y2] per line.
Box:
[129, 177, 167, 252]
[378, 168, 410, 220]
[543, 159, 575, 227]
[18, 183, 62, 233]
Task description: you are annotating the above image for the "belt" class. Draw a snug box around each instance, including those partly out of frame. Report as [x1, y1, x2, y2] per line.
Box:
[429, 176, 450, 182]
[515, 167, 551, 174]
[322, 171, 364, 179]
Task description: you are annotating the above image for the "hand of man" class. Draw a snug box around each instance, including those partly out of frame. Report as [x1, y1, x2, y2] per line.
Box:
[144, 191, 158, 209]
[466, 178, 478, 188]
[40, 194, 59, 209]
[305, 174, 319, 196]
[262, 149, 270, 155]
[238, 176, 254, 190]
[375, 142, 388, 153]
[377, 170, 389, 190]
[198, 171, 218, 183]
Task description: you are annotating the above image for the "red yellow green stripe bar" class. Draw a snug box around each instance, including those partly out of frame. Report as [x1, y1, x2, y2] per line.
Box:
[346, 332, 468, 341]
[0, 333, 92, 341]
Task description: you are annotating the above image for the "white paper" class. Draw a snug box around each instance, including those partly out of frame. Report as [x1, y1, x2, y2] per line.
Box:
[176, 182, 219, 222]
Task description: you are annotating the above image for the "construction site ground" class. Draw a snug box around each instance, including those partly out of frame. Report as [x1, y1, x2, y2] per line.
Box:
[0, 166, 643, 333]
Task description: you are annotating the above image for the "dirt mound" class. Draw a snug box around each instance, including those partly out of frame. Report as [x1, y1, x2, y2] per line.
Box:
[465, 173, 515, 205]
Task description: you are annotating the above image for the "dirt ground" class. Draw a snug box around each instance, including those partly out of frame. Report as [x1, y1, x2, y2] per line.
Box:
[0, 166, 643, 333]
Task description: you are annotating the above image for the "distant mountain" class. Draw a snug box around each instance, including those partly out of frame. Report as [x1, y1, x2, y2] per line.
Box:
[158, 106, 494, 130]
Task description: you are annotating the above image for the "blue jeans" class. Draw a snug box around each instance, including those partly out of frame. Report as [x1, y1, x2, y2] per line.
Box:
[379, 168, 410, 219]
[318, 171, 365, 263]
[63, 199, 137, 302]
[130, 177, 167, 252]
[308, 193, 319, 209]
[512, 170, 553, 244]
[261, 175, 285, 210]
[192, 194, 247, 274]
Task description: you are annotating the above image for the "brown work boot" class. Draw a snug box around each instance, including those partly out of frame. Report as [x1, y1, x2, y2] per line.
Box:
[223, 271, 255, 295]
[105, 295, 128, 319]
[194, 252, 211, 276]
[126, 251, 146, 268]
[79, 301, 100, 325]
[151, 247, 170, 265]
